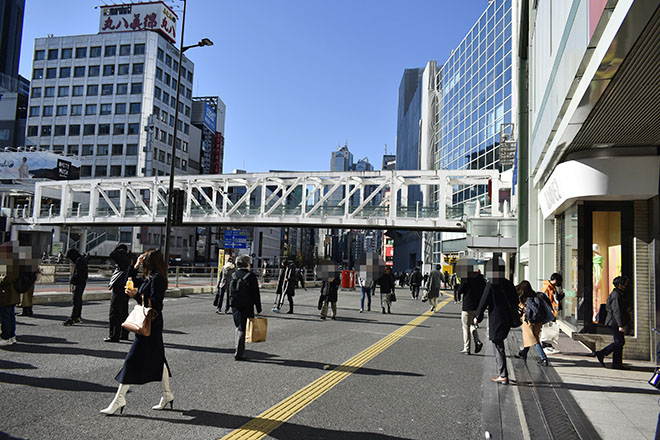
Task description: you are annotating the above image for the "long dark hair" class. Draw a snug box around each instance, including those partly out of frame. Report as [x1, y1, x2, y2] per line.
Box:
[142, 248, 168, 286]
[516, 280, 536, 302]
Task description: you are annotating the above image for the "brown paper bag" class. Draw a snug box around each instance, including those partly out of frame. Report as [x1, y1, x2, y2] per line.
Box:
[246, 317, 268, 343]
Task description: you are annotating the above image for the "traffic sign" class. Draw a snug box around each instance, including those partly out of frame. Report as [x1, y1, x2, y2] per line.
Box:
[224, 230, 247, 249]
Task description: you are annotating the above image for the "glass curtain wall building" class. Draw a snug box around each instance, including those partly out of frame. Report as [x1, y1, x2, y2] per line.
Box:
[432, 0, 515, 262]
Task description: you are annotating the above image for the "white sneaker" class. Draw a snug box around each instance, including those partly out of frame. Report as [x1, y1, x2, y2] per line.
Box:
[0, 337, 14, 346]
[9, 337, 16, 345]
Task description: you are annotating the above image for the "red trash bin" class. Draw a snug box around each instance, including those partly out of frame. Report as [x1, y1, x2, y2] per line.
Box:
[341, 270, 355, 288]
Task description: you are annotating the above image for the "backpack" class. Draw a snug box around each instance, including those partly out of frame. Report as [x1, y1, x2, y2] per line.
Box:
[525, 296, 546, 323]
[228, 271, 253, 309]
[14, 269, 38, 294]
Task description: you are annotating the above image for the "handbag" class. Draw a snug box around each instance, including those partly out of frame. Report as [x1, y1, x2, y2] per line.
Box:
[649, 368, 660, 390]
[540, 321, 560, 346]
[390, 292, 397, 302]
[122, 301, 157, 337]
[246, 317, 268, 343]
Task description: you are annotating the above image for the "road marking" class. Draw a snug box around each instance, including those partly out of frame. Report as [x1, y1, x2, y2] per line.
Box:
[220, 297, 454, 440]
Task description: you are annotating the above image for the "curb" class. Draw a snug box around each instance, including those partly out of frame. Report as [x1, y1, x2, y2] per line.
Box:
[32, 285, 216, 305]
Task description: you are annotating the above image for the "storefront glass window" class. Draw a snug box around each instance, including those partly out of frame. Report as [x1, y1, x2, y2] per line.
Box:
[591, 211, 622, 324]
[561, 205, 579, 327]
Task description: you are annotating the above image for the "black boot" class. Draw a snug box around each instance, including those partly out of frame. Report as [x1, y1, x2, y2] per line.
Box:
[21, 307, 33, 317]
[382, 307, 386, 314]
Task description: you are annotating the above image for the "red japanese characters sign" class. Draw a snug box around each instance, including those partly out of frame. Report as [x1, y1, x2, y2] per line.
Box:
[99, 2, 178, 43]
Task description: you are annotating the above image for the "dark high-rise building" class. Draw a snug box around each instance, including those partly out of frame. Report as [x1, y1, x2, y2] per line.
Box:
[0, 0, 24, 77]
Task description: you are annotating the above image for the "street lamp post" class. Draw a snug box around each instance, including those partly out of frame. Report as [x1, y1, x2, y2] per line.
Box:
[163, 0, 213, 266]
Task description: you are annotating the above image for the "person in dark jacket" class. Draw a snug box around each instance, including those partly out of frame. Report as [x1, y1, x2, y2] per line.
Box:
[0, 241, 20, 346]
[273, 260, 296, 314]
[474, 257, 518, 384]
[101, 249, 172, 415]
[63, 248, 88, 326]
[230, 255, 262, 361]
[409, 267, 423, 300]
[105, 244, 132, 343]
[594, 276, 630, 370]
[426, 264, 444, 312]
[319, 274, 340, 320]
[377, 267, 396, 314]
[458, 265, 485, 354]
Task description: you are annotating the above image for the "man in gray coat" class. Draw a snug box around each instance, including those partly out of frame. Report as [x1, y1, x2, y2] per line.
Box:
[426, 264, 444, 312]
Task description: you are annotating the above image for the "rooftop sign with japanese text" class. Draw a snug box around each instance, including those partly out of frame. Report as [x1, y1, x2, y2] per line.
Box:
[99, 1, 178, 44]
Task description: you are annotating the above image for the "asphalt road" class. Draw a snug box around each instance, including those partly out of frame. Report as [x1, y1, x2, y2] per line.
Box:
[0, 288, 484, 440]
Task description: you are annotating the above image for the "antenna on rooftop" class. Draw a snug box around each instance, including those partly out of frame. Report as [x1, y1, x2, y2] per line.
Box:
[384, 144, 387, 155]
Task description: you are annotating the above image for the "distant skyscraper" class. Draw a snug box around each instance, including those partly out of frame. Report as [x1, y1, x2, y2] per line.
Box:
[382, 154, 395, 170]
[0, 0, 26, 148]
[331, 143, 353, 171]
[0, 0, 24, 77]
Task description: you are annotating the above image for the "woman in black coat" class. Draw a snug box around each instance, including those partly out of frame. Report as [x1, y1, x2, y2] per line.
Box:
[319, 275, 340, 320]
[100, 248, 173, 415]
[377, 267, 396, 314]
[474, 258, 518, 385]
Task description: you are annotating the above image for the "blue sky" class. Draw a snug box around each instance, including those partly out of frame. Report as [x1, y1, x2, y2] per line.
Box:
[19, 0, 489, 173]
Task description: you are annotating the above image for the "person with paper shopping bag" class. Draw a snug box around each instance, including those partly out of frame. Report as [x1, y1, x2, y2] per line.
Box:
[229, 255, 262, 360]
[246, 316, 267, 342]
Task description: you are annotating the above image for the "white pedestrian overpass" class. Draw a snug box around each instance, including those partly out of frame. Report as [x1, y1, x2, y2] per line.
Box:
[17, 169, 503, 231]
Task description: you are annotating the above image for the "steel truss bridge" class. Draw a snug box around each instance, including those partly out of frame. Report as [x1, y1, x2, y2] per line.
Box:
[19, 170, 503, 231]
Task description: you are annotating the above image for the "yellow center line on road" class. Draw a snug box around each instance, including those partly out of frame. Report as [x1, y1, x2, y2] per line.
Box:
[220, 296, 454, 440]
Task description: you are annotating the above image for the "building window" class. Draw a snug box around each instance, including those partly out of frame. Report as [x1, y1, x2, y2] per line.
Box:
[104, 45, 116, 57]
[157, 48, 164, 61]
[42, 105, 53, 116]
[184, 105, 190, 117]
[44, 86, 55, 97]
[83, 124, 95, 135]
[164, 72, 170, 86]
[58, 86, 69, 97]
[88, 65, 100, 76]
[167, 134, 173, 145]
[158, 150, 165, 162]
[129, 103, 141, 114]
[59, 67, 71, 78]
[54, 125, 66, 136]
[187, 71, 193, 83]
[115, 103, 126, 114]
[90, 46, 101, 57]
[85, 104, 97, 115]
[119, 44, 131, 56]
[181, 159, 187, 171]
[95, 165, 107, 177]
[100, 103, 112, 115]
[98, 124, 111, 135]
[81, 166, 92, 177]
[126, 144, 138, 155]
[33, 68, 44, 79]
[125, 165, 136, 176]
[47, 48, 58, 60]
[75, 47, 87, 58]
[67, 145, 79, 156]
[46, 68, 56, 79]
[116, 83, 128, 95]
[162, 92, 170, 106]
[41, 126, 52, 136]
[182, 141, 188, 152]
[103, 64, 115, 76]
[159, 130, 167, 142]
[169, 115, 175, 127]
[160, 110, 168, 123]
[101, 84, 113, 95]
[132, 63, 144, 74]
[74, 66, 86, 77]
[154, 86, 161, 101]
[27, 126, 38, 136]
[118, 64, 129, 75]
[166, 153, 171, 165]
[72, 85, 84, 96]
[97, 144, 108, 155]
[52, 144, 64, 154]
[155, 67, 163, 80]
[69, 125, 81, 135]
[34, 49, 45, 60]
[173, 60, 179, 72]
[112, 144, 123, 155]
[29, 106, 40, 117]
[56, 105, 67, 116]
[134, 43, 145, 55]
[61, 48, 72, 59]
[128, 123, 140, 134]
[165, 54, 172, 67]
[186, 88, 192, 99]
[183, 123, 189, 134]
[82, 144, 93, 155]
[113, 123, 125, 135]
[171, 79, 177, 92]
[70, 104, 82, 116]
[152, 105, 160, 117]
[175, 157, 181, 168]
[110, 165, 122, 177]
[131, 83, 143, 94]
[87, 84, 98, 95]
[31, 87, 42, 98]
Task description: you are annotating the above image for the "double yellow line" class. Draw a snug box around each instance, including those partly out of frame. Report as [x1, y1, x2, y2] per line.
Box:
[221, 297, 453, 440]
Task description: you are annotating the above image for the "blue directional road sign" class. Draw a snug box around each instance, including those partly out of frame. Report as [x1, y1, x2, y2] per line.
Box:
[224, 230, 247, 249]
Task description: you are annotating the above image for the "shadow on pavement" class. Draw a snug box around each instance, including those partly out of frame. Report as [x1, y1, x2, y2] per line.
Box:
[0, 359, 38, 370]
[164, 342, 233, 355]
[0, 371, 117, 393]
[243, 351, 424, 377]
[265, 313, 430, 329]
[5, 341, 126, 360]
[122, 409, 414, 439]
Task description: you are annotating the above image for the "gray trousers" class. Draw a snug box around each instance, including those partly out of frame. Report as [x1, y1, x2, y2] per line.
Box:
[493, 339, 508, 378]
[461, 310, 481, 351]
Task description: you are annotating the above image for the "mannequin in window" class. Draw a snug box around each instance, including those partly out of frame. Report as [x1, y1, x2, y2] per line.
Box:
[592, 243, 604, 322]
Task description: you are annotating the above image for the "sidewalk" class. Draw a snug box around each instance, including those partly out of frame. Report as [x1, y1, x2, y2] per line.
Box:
[486, 326, 660, 439]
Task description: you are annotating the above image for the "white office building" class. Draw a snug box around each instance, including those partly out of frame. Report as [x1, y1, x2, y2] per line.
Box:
[24, 3, 197, 259]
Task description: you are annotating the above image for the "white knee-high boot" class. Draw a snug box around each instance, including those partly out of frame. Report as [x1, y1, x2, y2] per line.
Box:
[100, 383, 130, 415]
[152, 364, 174, 410]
